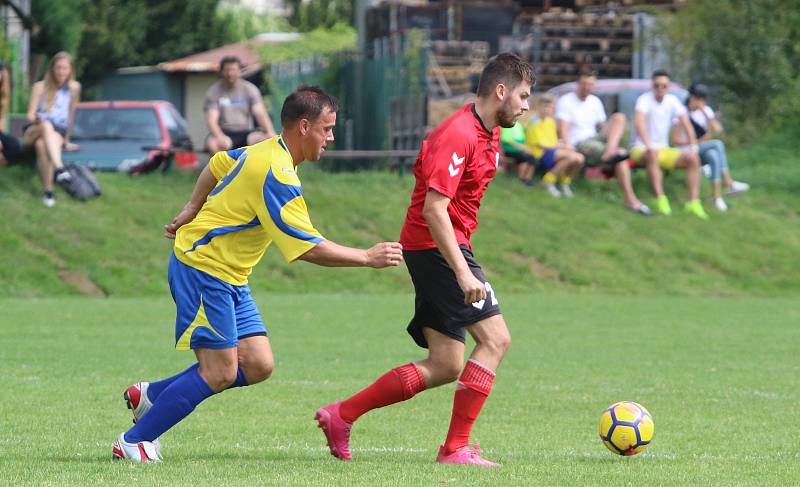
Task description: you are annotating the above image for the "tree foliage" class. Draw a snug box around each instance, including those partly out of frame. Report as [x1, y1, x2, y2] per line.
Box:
[29, 0, 237, 88]
[285, 0, 354, 32]
[661, 0, 800, 136]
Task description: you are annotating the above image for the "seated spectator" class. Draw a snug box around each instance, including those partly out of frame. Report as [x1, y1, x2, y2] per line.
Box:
[0, 131, 23, 167]
[670, 83, 749, 212]
[630, 69, 707, 220]
[527, 95, 584, 197]
[205, 56, 276, 152]
[556, 71, 651, 214]
[500, 120, 537, 185]
[22, 51, 81, 208]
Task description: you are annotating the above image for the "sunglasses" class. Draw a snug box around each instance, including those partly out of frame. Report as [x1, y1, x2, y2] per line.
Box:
[653, 83, 669, 89]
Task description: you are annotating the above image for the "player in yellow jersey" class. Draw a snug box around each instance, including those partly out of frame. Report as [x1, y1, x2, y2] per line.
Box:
[526, 95, 584, 198]
[112, 86, 404, 462]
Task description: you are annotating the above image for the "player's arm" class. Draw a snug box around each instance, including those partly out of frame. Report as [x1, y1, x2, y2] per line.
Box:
[634, 111, 654, 150]
[557, 118, 571, 146]
[422, 189, 486, 304]
[298, 240, 402, 268]
[164, 165, 218, 239]
[252, 102, 276, 138]
[678, 113, 698, 147]
[205, 107, 229, 143]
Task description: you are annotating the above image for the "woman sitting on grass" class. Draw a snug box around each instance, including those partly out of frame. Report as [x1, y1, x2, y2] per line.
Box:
[23, 51, 81, 207]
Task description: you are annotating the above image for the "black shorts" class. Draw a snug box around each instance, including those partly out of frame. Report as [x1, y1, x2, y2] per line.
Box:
[404, 245, 502, 349]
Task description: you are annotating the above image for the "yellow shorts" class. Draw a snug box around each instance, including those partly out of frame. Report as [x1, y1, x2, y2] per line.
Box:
[630, 147, 683, 170]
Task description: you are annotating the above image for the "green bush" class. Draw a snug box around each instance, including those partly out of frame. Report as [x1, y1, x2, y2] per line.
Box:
[661, 0, 800, 140]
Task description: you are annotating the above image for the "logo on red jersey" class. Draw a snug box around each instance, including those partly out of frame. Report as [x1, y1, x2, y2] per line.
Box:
[449, 152, 465, 177]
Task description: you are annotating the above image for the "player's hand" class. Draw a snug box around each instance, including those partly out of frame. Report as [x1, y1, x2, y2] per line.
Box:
[164, 205, 200, 239]
[63, 142, 79, 152]
[365, 242, 403, 268]
[456, 270, 486, 304]
[221, 135, 233, 150]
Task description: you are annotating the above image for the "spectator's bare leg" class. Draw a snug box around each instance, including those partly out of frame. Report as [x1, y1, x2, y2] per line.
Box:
[518, 162, 535, 182]
[615, 162, 643, 209]
[644, 150, 665, 197]
[674, 151, 701, 201]
[246, 131, 269, 146]
[601, 113, 626, 160]
[34, 138, 54, 192]
[569, 152, 585, 178]
[40, 121, 65, 171]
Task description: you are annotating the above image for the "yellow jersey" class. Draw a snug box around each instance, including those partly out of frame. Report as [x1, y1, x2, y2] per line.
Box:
[174, 135, 323, 285]
[525, 116, 558, 159]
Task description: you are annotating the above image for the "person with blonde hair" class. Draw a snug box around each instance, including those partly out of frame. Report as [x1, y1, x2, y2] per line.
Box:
[23, 51, 81, 207]
[526, 94, 584, 197]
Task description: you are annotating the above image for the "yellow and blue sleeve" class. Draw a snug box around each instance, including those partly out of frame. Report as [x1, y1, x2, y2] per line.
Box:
[208, 147, 247, 180]
[260, 166, 324, 263]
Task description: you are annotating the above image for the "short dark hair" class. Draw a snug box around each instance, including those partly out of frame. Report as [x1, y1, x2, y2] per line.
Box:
[578, 69, 598, 79]
[280, 85, 339, 128]
[476, 53, 535, 98]
[219, 56, 242, 71]
[652, 69, 670, 79]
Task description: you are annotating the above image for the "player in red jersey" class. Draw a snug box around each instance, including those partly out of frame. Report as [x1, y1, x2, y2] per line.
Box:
[315, 53, 534, 466]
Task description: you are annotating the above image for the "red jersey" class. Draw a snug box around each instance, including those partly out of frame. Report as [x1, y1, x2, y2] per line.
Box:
[400, 103, 501, 250]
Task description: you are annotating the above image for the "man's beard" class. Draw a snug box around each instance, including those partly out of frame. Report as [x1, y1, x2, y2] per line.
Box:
[496, 100, 521, 128]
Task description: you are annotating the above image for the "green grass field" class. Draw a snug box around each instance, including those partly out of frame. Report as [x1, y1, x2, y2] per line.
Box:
[2, 294, 798, 485]
[1, 132, 798, 298]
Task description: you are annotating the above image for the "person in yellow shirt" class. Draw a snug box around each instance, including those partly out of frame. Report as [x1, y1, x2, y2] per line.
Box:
[111, 86, 404, 463]
[525, 95, 585, 197]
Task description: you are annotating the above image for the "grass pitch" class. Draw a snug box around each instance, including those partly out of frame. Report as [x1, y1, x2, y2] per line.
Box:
[1, 293, 798, 486]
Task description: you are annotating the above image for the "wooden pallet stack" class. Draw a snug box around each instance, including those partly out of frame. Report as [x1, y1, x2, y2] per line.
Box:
[522, 8, 635, 90]
[427, 40, 490, 98]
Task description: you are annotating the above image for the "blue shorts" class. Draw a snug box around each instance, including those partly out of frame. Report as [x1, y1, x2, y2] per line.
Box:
[539, 148, 557, 170]
[168, 253, 267, 351]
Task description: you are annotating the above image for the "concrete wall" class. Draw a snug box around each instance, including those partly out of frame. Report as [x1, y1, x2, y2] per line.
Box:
[184, 73, 219, 149]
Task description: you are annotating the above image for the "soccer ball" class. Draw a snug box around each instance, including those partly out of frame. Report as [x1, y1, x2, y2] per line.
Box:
[598, 401, 654, 456]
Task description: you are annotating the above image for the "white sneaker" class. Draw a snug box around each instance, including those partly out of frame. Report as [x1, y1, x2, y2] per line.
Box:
[112, 432, 162, 463]
[561, 184, 574, 198]
[42, 194, 55, 208]
[54, 168, 72, 184]
[714, 197, 728, 212]
[124, 382, 153, 423]
[725, 180, 750, 195]
[544, 183, 561, 198]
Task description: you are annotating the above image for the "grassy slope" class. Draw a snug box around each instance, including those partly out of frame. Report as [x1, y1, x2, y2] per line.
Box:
[1, 294, 798, 485]
[0, 135, 798, 297]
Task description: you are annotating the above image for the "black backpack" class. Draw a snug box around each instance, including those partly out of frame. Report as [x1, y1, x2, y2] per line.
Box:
[59, 164, 102, 201]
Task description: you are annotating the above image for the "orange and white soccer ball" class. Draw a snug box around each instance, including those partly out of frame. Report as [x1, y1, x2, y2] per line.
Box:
[598, 401, 654, 456]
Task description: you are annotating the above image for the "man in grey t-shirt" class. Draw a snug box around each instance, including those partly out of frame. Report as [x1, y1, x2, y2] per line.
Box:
[204, 56, 276, 152]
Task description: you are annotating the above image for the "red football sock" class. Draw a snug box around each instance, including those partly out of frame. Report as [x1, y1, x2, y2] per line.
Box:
[443, 359, 495, 454]
[339, 362, 426, 423]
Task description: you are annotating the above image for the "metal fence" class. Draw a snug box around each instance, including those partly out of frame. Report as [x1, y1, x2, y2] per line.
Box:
[266, 35, 428, 157]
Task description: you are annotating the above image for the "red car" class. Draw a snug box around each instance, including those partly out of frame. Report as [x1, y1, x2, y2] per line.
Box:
[63, 100, 198, 173]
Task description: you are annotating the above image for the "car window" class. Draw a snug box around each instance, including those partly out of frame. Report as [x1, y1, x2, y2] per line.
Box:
[158, 105, 191, 147]
[73, 107, 161, 142]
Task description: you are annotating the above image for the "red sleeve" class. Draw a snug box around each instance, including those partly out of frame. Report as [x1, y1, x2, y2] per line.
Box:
[422, 131, 474, 199]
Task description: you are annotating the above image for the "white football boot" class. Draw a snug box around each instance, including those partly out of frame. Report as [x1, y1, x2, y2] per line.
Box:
[112, 432, 162, 463]
[123, 382, 161, 455]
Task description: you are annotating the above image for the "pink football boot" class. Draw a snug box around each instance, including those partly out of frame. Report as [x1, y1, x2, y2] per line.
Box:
[314, 402, 353, 461]
[436, 444, 500, 467]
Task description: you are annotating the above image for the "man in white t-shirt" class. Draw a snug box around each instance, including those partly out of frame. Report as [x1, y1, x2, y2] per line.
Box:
[631, 70, 706, 220]
[556, 71, 650, 215]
